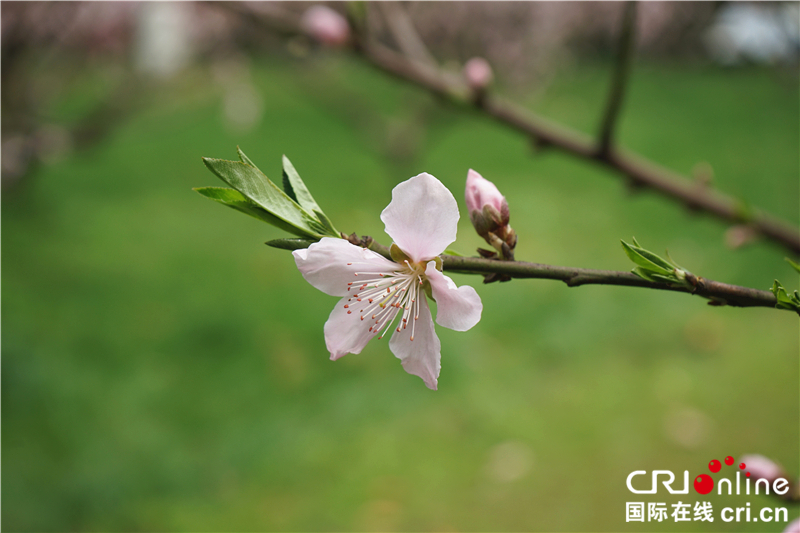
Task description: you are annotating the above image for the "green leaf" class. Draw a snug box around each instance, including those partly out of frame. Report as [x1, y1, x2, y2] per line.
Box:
[621, 240, 674, 276]
[236, 146, 260, 170]
[194, 187, 306, 236]
[443, 248, 466, 257]
[631, 267, 678, 284]
[664, 250, 686, 271]
[202, 157, 329, 239]
[281, 155, 338, 236]
[265, 238, 317, 251]
[770, 280, 800, 311]
[785, 257, 800, 274]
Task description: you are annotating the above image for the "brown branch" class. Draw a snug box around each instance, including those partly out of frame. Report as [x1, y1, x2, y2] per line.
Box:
[375, 2, 437, 67]
[597, 1, 637, 156]
[268, 237, 786, 311]
[217, 2, 800, 256]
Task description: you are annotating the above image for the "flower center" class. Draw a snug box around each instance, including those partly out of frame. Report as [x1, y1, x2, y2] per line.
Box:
[343, 258, 426, 341]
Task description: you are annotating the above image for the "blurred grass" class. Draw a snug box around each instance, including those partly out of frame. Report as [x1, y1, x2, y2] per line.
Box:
[3, 54, 798, 532]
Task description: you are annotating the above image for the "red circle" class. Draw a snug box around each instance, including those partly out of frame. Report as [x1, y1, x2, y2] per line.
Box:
[694, 474, 714, 495]
[739, 462, 746, 470]
[708, 459, 721, 473]
[746, 472, 751, 477]
[725, 456, 734, 466]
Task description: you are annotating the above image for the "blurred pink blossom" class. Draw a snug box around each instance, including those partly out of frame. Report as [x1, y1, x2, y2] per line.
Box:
[463, 57, 494, 90]
[300, 5, 350, 47]
[740, 454, 785, 483]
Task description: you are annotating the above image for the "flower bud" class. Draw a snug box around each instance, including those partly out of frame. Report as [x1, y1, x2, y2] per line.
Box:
[739, 454, 786, 483]
[466, 169, 507, 225]
[463, 57, 494, 91]
[300, 5, 350, 47]
[465, 169, 515, 259]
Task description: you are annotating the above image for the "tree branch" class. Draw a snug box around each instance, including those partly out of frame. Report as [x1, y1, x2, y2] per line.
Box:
[270, 237, 788, 312]
[357, 39, 800, 256]
[374, 2, 438, 67]
[597, 1, 637, 157]
[216, 2, 800, 256]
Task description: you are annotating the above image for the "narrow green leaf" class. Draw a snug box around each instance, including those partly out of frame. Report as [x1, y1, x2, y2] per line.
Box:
[631, 267, 678, 284]
[202, 157, 328, 238]
[621, 240, 673, 276]
[664, 250, 686, 271]
[265, 238, 317, 251]
[236, 146, 259, 170]
[630, 267, 656, 282]
[785, 257, 800, 274]
[282, 155, 338, 236]
[770, 280, 799, 311]
[194, 187, 308, 237]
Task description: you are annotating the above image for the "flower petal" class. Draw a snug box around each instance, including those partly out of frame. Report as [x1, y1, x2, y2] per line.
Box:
[426, 262, 482, 331]
[380, 173, 459, 262]
[324, 296, 377, 360]
[389, 298, 440, 390]
[293, 237, 397, 297]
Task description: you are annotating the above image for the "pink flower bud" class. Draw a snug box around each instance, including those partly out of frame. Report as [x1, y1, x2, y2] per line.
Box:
[465, 169, 515, 259]
[463, 57, 494, 91]
[466, 169, 507, 224]
[740, 454, 785, 483]
[300, 5, 350, 47]
[784, 517, 800, 533]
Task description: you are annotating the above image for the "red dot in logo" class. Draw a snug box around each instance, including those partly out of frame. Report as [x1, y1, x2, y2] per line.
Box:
[694, 474, 714, 495]
[746, 472, 751, 477]
[709, 459, 721, 473]
[725, 456, 734, 466]
[739, 462, 746, 470]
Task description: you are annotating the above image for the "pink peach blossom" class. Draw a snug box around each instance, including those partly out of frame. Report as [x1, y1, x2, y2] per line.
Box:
[739, 454, 785, 482]
[300, 5, 350, 47]
[293, 173, 482, 389]
[463, 57, 494, 90]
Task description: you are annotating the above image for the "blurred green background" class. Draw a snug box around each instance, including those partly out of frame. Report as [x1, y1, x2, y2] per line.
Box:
[3, 2, 799, 532]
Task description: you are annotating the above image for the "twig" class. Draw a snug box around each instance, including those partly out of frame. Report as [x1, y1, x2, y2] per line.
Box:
[597, 1, 637, 157]
[375, 2, 437, 67]
[216, 2, 800, 256]
[358, 40, 800, 255]
[272, 237, 785, 311]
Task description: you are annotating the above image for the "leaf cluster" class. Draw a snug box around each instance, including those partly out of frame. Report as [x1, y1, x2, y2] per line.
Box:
[620, 237, 691, 287]
[195, 148, 339, 244]
[771, 258, 800, 314]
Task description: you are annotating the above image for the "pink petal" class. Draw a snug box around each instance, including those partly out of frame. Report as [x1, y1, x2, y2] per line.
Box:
[380, 173, 459, 262]
[324, 296, 377, 360]
[389, 298, 441, 390]
[426, 262, 482, 331]
[739, 454, 784, 481]
[300, 5, 350, 47]
[293, 237, 397, 297]
[465, 169, 506, 214]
